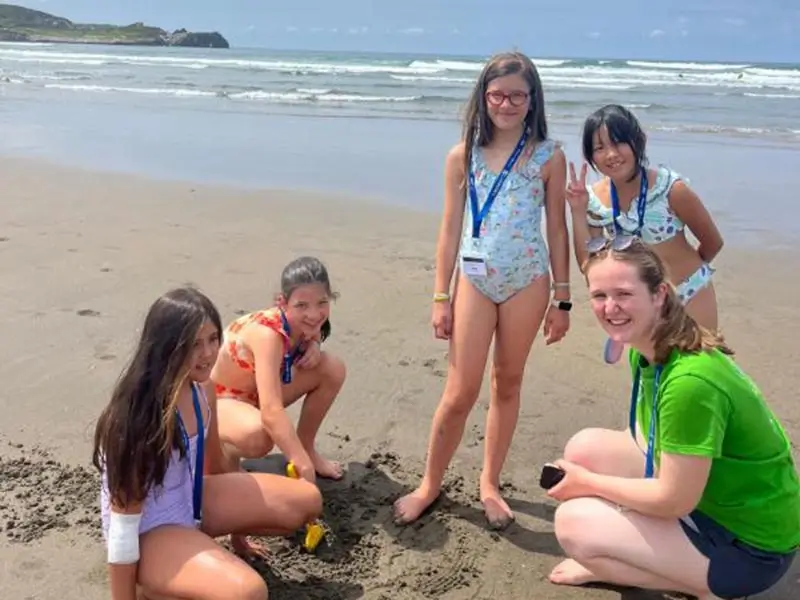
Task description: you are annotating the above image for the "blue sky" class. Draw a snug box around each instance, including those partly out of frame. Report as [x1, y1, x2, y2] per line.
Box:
[27, 1, 799, 63]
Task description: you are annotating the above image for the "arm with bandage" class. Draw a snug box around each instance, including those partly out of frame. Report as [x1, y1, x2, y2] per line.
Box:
[106, 498, 143, 600]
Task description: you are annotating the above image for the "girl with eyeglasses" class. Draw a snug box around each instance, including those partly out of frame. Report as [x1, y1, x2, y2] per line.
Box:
[393, 51, 571, 529]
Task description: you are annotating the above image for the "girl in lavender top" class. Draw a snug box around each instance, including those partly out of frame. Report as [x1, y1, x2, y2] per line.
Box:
[92, 287, 322, 600]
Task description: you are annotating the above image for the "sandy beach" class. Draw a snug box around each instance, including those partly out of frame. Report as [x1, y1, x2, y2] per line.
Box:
[1, 157, 798, 600]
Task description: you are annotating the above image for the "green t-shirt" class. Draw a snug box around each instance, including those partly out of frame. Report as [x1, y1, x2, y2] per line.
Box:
[630, 347, 800, 553]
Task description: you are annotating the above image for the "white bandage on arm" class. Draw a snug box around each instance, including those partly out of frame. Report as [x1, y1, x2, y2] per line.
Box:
[107, 511, 143, 564]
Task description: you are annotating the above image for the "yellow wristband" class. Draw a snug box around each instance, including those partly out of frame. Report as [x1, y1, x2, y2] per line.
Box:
[433, 292, 450, 302]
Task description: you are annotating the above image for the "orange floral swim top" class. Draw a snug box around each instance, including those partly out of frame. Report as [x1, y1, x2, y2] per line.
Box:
[221, 307, 293, 374]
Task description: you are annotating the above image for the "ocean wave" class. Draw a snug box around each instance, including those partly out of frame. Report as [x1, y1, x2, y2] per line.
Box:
[626, 60, 751, 71]
[44, 83, 217, 98]
[2, 47, 798, 93]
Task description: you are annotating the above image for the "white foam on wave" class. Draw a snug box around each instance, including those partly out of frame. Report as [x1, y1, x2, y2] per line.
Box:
[626, 60, 750, 71]
[228, 90, 419, 103]
[44, 83, 216, 97]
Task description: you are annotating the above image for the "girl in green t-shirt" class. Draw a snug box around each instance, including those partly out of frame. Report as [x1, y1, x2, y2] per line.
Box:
[544, 237, 798, 600]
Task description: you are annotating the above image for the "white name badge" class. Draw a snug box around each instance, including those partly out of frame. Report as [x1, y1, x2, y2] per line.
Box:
[462, 255, 488, 277]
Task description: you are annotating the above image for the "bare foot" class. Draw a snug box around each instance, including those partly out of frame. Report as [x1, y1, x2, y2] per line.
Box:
[549, 558, 600, 586]
[393, 487, 440, 525]
[480, 484, 515, 530]
[231, 534, 270, 560]
[310, 450, 344, 480]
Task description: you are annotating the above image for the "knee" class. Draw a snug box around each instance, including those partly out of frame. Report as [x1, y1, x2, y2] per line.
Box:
[286, 480, 324, 530]
[235, 430, 273, 460]
[563, 428, 608, 470]
[441, 380, 480, 418]
[553, 498, 604, 560]
[321, 352, 347, 391]
[491, 364, 523, 402]
[233, 572, 268, 600]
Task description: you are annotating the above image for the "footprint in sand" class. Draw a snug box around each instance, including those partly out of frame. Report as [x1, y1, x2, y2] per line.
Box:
[76, 309, 101, 317]
[0, 236, 9, 242]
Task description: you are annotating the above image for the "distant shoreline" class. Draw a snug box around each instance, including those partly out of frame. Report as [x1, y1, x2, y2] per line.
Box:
[0, 3, 229, 48]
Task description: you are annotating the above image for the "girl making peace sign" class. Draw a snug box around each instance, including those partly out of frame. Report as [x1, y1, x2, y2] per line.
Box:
[566, 104, 724, 364]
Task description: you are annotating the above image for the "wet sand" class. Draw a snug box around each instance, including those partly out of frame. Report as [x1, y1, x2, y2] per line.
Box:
[0, 157, 798, 599]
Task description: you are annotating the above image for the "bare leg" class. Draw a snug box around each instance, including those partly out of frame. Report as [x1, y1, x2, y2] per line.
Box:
[481, 276, 550, 529]
[216, 398, 274, 473]
[215, 352, 347, 481]
[212, 403, 314, 557]
[202, 470, 322, 537]
[562, 427, 646, 478]
[393, 275, 498, 524]
[138, 526, 267, 600]
[282, 351, 347, 480]
[550, 497, 712, 598]
[203, 469, 322, 560]
[684, 283, 718, 332]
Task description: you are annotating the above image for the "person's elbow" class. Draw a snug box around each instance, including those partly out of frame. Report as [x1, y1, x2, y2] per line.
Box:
[702, 233, 724, 262]
[655, 485, 703, 520]
[259, 400, 285, 431]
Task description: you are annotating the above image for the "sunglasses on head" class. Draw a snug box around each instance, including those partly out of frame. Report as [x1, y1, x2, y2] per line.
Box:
[586, 234, 641, 255]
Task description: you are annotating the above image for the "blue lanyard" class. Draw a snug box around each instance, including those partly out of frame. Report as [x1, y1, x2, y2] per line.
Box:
[628, 363, 663, 479]
[279, 310, 300, 385]
[610, 167, 648, 236]
[176, 384, 204, 526]
[467, 130, 528, 239]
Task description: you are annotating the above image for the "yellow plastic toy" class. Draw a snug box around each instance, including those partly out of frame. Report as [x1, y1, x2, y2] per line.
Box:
[286, 462, 326, 552]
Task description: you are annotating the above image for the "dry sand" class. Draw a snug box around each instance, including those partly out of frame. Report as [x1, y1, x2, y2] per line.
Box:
[0, 157, 798, 599]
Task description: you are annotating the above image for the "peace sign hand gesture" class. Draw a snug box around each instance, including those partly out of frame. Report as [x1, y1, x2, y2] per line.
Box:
[565, 161, 590, 212]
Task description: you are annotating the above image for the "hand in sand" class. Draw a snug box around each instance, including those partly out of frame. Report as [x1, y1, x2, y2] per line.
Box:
[565, 161, 590, 212]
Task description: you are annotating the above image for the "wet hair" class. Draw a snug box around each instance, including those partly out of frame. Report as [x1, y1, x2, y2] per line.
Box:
[280, 256, 337, 342]
[461, 51, 548, 193]
[583, 239, 732, 364]
[581, 104, 648, 182]
[91, 287, 222, 508]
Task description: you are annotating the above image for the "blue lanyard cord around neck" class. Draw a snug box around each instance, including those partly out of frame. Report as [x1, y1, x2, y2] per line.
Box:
[176, 383, 204, 526]
[279, 310, 300, 385]
[467, 130, 528, 239]
[628, 363, 663, 479]
[610, 166, 649, 237]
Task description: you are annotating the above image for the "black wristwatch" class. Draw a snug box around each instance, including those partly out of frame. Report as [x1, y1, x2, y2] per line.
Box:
[551, 299, 572, 312]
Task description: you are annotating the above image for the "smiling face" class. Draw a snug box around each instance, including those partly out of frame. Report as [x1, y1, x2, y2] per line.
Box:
[278, 283, 331, 340]
[591, 126, 637, 180]
[485, 73, 531, 132]
[187, 319, 220, 382]
[587, 256, 666, 348]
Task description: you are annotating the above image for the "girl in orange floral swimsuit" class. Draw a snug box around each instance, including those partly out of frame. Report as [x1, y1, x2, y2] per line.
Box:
[211, 256, 347, 554]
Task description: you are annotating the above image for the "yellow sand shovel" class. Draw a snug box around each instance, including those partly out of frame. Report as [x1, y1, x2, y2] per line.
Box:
[285, 461, 326, 552]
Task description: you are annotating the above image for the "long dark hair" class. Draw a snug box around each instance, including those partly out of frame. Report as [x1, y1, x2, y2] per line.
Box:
[92, 287, 222, 508]
[583, 239, 732, 364]
[280, 256, 337, 342]
[461, 51, 548, 195]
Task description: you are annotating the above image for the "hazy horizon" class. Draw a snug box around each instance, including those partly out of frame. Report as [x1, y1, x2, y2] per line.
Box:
[13, 0, 799, 64]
